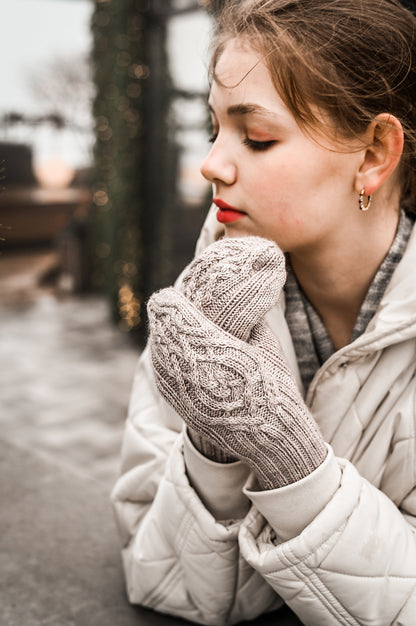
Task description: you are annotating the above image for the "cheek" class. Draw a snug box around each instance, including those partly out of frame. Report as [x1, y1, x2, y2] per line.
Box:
[256, 156, 298, 204]
[249, 150, 331, 226]
[260, 180, 325, 245]
[259, 178, 298, 225]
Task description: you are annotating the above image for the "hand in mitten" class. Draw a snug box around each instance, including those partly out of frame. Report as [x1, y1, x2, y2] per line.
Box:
[179, 236, 286, 341]
[148, 237, 327, 490]
[179, 236, 286, 462]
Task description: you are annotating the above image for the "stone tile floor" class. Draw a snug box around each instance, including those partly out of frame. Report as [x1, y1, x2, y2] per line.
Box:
[0, 247, 141, 490]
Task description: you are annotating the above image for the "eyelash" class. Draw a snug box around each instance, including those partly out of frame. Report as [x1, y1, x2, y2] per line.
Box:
[208, 134, 276, 152]
[243, 138, 276, 151]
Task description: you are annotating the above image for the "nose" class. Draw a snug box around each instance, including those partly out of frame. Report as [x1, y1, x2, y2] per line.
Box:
[200, 138, 237, 186]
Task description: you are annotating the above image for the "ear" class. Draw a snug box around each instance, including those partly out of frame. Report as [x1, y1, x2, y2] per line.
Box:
[355, 113, 404, 196]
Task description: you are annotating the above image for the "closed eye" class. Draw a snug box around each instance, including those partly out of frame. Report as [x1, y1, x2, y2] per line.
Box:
[243, 138, 276, 151]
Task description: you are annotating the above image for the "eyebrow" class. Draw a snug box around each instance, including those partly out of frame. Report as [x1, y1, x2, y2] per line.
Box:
[208, 103, 279, 120]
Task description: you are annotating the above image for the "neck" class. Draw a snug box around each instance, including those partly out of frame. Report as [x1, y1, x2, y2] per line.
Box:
[288, 208, 400, 350]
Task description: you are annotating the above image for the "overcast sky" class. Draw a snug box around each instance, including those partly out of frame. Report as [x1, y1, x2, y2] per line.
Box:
[0, 0, 212, 168]
[1, 0, 93, 112]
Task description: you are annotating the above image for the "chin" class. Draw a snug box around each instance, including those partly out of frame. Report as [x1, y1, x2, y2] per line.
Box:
[223, 223, 255, 237]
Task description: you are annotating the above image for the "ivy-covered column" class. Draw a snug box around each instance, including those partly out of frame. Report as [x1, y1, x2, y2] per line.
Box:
[89, 0, 175, 343]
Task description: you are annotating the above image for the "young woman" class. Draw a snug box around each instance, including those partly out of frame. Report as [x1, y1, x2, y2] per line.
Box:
[111, 1, 416, 624]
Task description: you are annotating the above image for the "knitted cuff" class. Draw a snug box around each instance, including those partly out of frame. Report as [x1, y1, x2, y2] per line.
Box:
[187, 428, 238, 464]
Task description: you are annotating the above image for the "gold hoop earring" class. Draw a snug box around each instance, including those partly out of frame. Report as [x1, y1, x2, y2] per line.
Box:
[359, 188, 372, 211]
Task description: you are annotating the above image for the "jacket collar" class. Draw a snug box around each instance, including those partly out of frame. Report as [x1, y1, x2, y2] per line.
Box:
[350, 222, 416, 354]
[269, 219, 416, 395]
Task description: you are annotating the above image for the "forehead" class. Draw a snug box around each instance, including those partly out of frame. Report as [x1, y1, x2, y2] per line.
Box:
[214, 38, 270, 88]
[211, 38, 288, 112]
[215, 39, 261, 77]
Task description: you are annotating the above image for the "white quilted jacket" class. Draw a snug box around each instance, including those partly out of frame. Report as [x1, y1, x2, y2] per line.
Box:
[111, 208, 416, 625]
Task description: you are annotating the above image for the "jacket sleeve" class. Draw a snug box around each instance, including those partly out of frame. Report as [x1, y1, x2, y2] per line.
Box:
[110, 346, 282, 626]
[239, 453, 416, 626]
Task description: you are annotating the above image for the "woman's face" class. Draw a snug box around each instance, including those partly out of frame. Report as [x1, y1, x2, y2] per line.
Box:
[201, 40, 366, 255]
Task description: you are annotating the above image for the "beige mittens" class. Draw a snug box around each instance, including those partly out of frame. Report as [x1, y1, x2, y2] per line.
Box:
[148, 237, 327, 490]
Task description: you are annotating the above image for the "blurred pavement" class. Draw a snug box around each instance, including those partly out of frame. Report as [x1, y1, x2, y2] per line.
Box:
[0, 248, 305, 626]
[0, 248, 140, 490]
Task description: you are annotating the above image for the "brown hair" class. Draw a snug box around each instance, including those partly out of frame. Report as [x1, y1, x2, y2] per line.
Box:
[210, 0, 416, 213]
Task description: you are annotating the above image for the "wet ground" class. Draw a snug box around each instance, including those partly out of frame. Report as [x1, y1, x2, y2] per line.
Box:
[0, 247, 140, 490]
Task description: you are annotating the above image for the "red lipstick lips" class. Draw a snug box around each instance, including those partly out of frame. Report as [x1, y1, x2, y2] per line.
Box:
[214, 198, 245, 224]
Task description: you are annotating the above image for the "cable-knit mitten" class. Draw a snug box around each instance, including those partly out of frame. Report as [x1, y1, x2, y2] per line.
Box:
[148, 237, 327, 490]
[179, 236, 286, 462]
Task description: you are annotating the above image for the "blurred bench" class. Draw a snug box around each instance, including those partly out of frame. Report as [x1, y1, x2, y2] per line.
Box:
[0, 438, 302, 626]
[0, 186, 90, 246]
